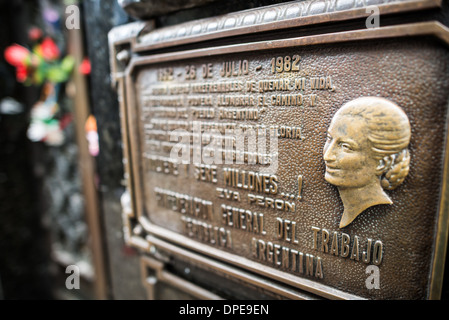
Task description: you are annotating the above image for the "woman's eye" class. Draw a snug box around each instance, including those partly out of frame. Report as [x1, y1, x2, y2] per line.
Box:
[340, 143, 353, 151]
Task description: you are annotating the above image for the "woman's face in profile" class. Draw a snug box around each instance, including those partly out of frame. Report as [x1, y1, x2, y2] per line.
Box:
[323, 114, 379, 189]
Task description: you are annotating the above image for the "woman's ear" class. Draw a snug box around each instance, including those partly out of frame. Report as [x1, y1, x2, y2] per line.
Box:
[376, 155, 394, 175]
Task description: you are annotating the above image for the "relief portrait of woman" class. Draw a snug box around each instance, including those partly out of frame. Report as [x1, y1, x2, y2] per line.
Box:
[323, 97, 411, 228]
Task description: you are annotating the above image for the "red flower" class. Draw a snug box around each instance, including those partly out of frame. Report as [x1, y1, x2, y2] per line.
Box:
[4, 44, 30, 67]
[16, 65, 29, 82]
[28, 27, 43, 41]
[38, 37, 60, 61]
[79, 58, 91, 75]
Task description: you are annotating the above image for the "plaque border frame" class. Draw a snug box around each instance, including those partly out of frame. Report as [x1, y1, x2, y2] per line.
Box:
[109, 0, 442, 86]
[111, 16, 449, 299]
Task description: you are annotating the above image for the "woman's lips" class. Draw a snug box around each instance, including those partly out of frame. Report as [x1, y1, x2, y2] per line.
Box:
[325, 164, 340, 173]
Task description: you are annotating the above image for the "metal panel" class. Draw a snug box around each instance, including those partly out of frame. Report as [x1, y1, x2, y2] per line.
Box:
[110, 1, 449, 299]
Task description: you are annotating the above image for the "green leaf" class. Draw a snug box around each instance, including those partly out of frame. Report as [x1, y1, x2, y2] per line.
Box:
[33, 68, 45, 85]
[60, 56, 75, 73]
[47, 66, 69, 83]
[43, 118, 59, 126]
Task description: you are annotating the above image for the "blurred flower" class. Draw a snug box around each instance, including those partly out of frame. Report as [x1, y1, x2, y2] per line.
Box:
[27, 97, 68, 147]
[36, 37, 60, 61]
[30, 101, 55, 121]
[16, 65, 29, 83]
[4, 44, 30, 67]
[4, 27, 76, 146]
[28, 27, 43, 42]
[27, 116, 65, 146]
[27, 120, 48, 142]
[79, 58, 91, 75]
[44, 121, 65, 146]
[4, 35, 74, 85]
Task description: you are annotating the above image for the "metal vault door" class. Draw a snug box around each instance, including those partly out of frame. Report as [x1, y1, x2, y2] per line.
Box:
[106, 0, 449, 300]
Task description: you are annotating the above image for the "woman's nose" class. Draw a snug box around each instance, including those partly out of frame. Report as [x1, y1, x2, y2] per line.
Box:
[323, 141, 336, 162]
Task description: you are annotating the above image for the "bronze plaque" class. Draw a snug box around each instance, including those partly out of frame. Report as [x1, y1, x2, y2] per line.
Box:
[111, 1, 449, 300]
